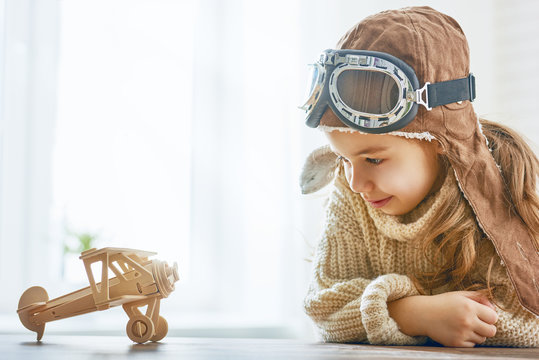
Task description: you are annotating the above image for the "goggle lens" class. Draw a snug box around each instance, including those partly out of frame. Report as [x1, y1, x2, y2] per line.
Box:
[336, 70, 400, 115]
[300, 63, 325, 112]
[305, 64, 319, 99]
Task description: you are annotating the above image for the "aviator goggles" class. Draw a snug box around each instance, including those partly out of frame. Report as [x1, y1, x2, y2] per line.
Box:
[299, 49, 476, 133]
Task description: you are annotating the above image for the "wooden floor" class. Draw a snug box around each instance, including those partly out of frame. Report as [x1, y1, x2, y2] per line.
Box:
[1, 334, 538, 359]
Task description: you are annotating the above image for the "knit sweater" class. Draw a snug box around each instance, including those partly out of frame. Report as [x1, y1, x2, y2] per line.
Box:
[304, 167, 539, 347]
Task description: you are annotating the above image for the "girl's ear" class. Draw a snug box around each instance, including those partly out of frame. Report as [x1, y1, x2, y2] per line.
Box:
[300, 145, 339, 194]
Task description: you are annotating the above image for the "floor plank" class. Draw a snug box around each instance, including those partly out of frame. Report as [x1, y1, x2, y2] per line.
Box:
[1, 335, 537, 359]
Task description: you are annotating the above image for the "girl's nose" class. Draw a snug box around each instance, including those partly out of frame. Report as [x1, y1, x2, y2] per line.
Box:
[347, 165, 374, 193]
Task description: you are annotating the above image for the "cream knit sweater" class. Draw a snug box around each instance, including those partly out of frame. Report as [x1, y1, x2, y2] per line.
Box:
[304, 168, 539, 347]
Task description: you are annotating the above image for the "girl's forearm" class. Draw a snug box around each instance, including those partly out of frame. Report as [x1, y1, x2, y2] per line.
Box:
[387, 295, 428, 337]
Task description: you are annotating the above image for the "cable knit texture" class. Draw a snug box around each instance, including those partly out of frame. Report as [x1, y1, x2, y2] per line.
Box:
[304, 168, 539, 347]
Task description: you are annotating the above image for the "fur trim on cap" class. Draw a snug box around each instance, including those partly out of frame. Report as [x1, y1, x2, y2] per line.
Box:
[318, 125, 436, 142]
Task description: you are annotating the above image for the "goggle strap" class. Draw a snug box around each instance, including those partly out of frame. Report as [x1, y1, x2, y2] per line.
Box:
[427, 73, 476, 108]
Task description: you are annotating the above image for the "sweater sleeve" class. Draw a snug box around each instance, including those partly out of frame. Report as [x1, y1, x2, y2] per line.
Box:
[303, 178, 427, 345]
[485, 304, 539, 347]
[483, 258, 539, 347]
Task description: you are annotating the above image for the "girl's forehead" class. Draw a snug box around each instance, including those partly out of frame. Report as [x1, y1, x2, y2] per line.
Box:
[326, 130, 416, 154]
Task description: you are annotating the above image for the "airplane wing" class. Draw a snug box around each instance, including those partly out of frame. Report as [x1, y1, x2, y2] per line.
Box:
[79, 247, 157, 260]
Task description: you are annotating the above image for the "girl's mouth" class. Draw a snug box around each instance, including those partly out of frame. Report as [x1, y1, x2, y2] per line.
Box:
[367, 196, 393, 208]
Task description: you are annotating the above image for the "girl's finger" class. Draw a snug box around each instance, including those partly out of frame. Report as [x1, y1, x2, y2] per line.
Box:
[463, 291, 494, 309]
[469, 332, 487, 345]
[458, 340, 477, 348]
[473, 317, 497, 338]
[475, 302, 499, 325]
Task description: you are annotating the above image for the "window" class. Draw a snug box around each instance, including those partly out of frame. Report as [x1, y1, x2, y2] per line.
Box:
[53, 0, 194, 283]
[0, 0, 313, 337]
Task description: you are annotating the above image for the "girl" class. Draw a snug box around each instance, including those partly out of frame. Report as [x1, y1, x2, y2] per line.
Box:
[300, 7, 539, 347]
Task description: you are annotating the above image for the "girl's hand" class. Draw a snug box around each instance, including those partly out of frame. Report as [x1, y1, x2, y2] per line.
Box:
[388, 291, 498, 347]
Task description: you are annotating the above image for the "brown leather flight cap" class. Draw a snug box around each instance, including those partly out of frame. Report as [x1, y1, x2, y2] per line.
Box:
[320, 6, 539, 316]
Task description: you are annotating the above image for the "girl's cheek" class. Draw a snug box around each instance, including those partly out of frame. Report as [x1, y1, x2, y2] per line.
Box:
[389, 166, 428, 197]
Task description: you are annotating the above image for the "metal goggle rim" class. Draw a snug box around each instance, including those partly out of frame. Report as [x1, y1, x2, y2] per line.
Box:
[300, 51, 428, 130]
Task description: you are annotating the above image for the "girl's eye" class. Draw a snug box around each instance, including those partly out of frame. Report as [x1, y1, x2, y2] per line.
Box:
[366, 158, 383, 165]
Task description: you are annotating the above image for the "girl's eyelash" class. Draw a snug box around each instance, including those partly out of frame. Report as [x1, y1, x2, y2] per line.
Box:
[366, 158, 383, 165]
[337, 156, 383, 165]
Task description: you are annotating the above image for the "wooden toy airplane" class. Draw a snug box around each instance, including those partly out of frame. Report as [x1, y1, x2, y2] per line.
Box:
[17, 247, 179, 343]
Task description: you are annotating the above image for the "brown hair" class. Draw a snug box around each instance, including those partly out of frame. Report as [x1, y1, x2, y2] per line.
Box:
[412, 119, 539, 295]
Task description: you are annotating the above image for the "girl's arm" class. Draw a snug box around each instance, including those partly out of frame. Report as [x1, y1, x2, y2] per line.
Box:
[387, 291, 498, 347]
[388, 275, 539, 347]
[304, 177, 427, 345]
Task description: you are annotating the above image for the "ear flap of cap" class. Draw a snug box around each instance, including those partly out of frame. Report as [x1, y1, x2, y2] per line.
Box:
[440, 117, 539, 317]
[300, 145, 339, 194]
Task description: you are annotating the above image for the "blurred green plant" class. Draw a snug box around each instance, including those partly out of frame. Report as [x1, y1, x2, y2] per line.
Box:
[63, 229, 99, 254]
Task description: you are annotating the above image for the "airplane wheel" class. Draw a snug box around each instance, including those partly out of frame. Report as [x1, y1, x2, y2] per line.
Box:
[150, 316, 168, 342]
[126, 315, 155, 343]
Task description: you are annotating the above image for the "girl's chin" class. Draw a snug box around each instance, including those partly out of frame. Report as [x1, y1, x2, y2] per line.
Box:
[378, 201, 413, 216]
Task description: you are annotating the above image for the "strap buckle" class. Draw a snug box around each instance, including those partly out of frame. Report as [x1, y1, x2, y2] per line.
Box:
[408, 74, 475, 110]
[414, 82, 432, 111]
[468, 73, 476, 102]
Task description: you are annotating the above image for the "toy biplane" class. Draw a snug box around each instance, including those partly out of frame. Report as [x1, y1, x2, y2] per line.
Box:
[17, 247, 179, 343]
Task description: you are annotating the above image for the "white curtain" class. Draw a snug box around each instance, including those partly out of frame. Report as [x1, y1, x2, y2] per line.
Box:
[0, 0, 60, 313]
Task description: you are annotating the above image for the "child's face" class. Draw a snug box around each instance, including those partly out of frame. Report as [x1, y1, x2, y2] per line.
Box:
[326, 130, 443, 216]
